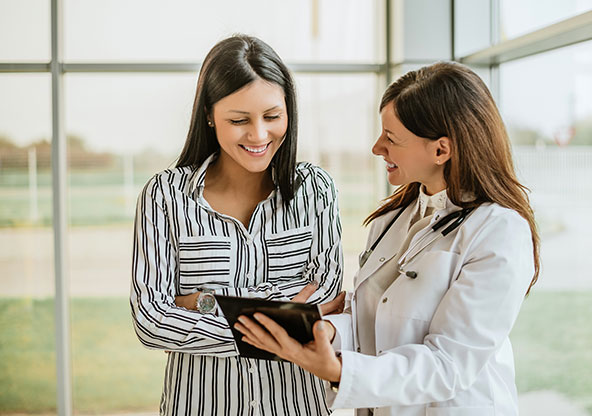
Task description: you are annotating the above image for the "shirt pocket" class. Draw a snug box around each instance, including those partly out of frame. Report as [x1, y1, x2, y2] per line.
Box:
[266, 226, 313, 282]
[390, 250, 459, 322]
[177, 235, 232, 293]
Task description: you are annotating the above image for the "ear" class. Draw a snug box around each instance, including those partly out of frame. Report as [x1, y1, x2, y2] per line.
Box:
[433, 136, 451, 165]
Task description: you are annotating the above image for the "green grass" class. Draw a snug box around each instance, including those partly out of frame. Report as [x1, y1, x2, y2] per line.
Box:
[510, 291, 592, 413]
[0, 298, 165, 414]
[1, 293, 591, 414]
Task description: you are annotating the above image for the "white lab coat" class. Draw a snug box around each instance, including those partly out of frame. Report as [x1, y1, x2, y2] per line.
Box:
[325, 199, 534, 416]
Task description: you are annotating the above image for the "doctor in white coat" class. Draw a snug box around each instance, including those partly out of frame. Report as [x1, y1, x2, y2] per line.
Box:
[235, 62, 541, 416]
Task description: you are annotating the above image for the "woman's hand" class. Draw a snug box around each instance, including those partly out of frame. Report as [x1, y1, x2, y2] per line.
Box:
[175, 293, 199, 310]
[234, 314, 342, 382]
[292, 283, 346, 316]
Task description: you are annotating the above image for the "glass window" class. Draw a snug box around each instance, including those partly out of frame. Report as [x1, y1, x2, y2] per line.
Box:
[501, 0, 592, 40]
[295, 73, 383, 291]
[0, 74, 56, 413]
[65, 73, 194, 412]
[501, 40, 592, 414]
[63, 0, 382, 63]
[0, 0, 50, 62]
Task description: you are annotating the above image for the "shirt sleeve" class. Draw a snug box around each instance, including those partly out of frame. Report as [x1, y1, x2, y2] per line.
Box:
[217, 168, 344, 304]
[329, 210, 535, 410]
[130, 175, 237, 356]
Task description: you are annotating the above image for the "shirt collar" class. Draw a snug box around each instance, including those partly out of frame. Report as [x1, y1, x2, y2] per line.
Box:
[418, 186, 448, 217]
[188, 153, 281, 198]
[189, 153, 217, 196]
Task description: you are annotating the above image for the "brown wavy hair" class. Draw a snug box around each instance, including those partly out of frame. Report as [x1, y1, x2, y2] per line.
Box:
[365, 62, 539, 295]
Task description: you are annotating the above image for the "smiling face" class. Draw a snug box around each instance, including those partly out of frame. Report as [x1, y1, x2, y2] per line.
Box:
[373, 101, 450, 195]
[210, 78, 288, 174]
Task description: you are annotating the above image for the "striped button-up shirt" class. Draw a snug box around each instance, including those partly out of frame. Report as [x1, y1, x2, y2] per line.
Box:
[130, 154, 343, 415]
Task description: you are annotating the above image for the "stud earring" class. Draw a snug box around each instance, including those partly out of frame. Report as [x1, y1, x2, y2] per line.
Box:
[436, 160, 441, 165]
[207, 120, 214, 127]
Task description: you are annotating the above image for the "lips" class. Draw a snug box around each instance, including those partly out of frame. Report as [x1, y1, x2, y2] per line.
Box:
[384, 159, 398, 169]
[240, 142, 271, 154]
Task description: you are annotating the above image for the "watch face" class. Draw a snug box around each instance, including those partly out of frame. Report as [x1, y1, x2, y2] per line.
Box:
[198, 293, 216, 313]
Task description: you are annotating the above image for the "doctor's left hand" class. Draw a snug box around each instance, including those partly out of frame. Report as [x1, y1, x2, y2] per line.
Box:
[235, 314, 342, 383]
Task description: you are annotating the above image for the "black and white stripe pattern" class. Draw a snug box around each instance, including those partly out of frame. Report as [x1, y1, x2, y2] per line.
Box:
[130, 154, 343, 415]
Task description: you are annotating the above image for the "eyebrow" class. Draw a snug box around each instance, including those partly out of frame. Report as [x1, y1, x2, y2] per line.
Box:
[227, 105, 281, 115]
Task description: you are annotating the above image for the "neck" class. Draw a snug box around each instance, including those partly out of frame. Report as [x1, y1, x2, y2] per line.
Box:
[422, 180, 447, 196]
[205, 153, 274, 197]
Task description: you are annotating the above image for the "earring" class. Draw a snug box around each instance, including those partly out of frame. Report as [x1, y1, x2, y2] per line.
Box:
[436, 160, 441, 165]
[207, 120, 214, 127]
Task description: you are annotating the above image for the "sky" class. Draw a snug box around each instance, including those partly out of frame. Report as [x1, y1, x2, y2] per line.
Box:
[1, 0, 592, 155]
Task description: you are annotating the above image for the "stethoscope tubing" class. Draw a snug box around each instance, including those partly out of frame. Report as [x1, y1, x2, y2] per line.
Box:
[358, 203, 474, 276]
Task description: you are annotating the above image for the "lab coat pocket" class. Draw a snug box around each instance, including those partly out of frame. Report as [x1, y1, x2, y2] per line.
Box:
[266, 226, 313, 283]
[392, 250, 460, 322]
[426, 406, 494, 416]
[178, 235, 232, 292]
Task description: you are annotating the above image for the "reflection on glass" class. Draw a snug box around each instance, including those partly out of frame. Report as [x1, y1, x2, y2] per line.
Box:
[501, 41, 592, 414]
[0, 74, 56, 413]
[501, 0, 592, 40]
[63, 0, 381, 63]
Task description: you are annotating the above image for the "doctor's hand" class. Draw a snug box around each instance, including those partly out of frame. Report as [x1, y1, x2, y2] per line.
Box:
[235, 314, 342, 383]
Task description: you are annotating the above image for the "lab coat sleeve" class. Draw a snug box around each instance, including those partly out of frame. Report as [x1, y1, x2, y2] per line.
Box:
[329, 210, 535, 410]
[324, 302, 354, 352]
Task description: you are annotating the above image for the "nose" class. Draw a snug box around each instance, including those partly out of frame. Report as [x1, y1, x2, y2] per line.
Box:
[249, 119, 269, 143]
[372, 134, 386, 156]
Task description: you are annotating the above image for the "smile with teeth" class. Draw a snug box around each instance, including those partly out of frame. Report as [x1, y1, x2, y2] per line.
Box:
[386, 161, 398, 169]
[240, 142, 271, 154]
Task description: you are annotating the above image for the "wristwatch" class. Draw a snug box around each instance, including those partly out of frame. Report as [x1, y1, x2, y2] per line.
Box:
[196, 289, 217, 314]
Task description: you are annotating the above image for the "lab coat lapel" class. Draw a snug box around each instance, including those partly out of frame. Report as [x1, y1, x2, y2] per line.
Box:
[354, 203, 414, 291]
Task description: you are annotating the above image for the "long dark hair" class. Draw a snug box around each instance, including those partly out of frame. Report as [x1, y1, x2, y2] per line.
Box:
[176, 34, 298, 201]
[365, 62, 540, 295]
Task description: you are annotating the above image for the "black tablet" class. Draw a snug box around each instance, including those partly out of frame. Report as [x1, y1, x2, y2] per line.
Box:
[215, 295, 322, 361]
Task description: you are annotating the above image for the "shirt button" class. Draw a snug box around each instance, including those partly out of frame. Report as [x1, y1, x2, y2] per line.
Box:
[246, 236, 253, 244]
[246, 273, 253, 280]
[248, 366, 256, 374]
[379, 257, 385, 262]
[382, 297, 388, 303]
[251, 400, 258, 407]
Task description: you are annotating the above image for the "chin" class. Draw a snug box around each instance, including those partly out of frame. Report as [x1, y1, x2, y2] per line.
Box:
[238, 157, 274, 173]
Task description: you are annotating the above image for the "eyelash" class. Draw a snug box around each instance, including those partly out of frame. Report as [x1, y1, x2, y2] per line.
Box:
[229, 115, 281, 125]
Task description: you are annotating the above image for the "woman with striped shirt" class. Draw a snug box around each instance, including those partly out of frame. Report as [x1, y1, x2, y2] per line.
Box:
[130, 35, 344, 415]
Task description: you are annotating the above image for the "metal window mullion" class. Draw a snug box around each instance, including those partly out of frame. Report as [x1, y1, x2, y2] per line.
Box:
[460, 9, 592, 65]
[51, 0, 72, 415]
[488, 0, 501, 105]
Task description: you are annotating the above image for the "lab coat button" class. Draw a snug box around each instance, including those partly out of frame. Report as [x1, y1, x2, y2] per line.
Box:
[382, 297, 388, 303]
[379, 257, 385, 262]
[357, 347, 361, 352]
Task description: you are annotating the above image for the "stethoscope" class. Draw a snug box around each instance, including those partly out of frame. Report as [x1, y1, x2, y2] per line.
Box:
[358, 202, 474, 279]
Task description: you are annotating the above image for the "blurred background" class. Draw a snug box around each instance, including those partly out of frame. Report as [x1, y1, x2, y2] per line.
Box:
[0, 0, 591, 415]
